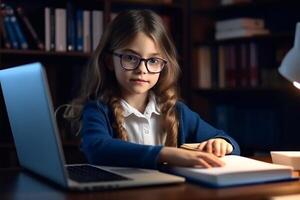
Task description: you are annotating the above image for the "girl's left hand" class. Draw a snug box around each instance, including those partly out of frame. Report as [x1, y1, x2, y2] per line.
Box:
[181, 139, 233, 157]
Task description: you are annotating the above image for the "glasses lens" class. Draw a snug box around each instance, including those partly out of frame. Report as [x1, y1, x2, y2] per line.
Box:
[147, 58, 165, 73]
[121, 54, 139, 69]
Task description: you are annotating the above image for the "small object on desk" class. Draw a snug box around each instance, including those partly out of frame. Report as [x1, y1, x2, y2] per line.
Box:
[271, 151, 300, 170]
[163, 155, 295, 188]
[271, 194, 300, 200]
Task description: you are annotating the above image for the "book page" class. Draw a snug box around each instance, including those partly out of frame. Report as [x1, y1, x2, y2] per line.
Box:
[180, 155, 293, 175]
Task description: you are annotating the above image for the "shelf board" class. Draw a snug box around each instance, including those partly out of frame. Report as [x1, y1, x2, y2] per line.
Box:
[0, 49, 92, 58]
[110, 0, 181, 10]
[193, 0, 300, 14]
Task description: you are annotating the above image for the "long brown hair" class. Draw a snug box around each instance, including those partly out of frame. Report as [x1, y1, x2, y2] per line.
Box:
[65, 9, 181, 146]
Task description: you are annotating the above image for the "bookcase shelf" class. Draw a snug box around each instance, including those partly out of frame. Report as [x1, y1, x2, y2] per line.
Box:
[0, 0, 187, 168]
[0, 49, 91, 58]
[189, 0, 300, 155]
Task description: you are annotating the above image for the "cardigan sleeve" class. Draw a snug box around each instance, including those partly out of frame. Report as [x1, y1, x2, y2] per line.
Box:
[177, 102, 240, 155]
[81, 101, 163, 169]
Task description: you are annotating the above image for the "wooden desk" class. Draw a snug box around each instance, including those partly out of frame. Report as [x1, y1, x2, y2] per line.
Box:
[2, 158, 300, 200]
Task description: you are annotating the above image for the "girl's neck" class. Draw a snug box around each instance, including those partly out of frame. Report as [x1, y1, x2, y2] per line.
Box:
[122, 93, 149, 113]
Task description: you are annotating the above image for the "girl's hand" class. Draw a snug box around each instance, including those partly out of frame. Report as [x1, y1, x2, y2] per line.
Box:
[182, 139, 233, 157]
[158, 147, 225, 168]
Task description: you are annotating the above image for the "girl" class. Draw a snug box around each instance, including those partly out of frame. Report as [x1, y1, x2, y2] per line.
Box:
[66, 9, 240, 169]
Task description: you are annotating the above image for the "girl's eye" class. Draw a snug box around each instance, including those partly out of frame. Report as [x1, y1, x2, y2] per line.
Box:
[123, 54, 138, 62]
[148, 58, 159, 64]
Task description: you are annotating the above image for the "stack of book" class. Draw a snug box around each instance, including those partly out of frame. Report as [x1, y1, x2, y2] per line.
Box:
[215, 18, 270, 40]
[0, 4, 44, 50]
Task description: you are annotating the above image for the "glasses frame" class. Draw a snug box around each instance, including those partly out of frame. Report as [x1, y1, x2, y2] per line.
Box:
[112, 52, 167, 74]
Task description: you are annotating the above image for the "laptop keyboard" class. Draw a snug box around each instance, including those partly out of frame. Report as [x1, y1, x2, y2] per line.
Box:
[67, 165, 131, 183]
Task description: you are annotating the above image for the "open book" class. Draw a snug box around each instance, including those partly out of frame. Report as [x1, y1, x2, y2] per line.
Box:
[163, 155, 294, 187]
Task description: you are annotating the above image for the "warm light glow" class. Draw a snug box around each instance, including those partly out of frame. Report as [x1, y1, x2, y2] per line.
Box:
[293, 81, 300, 89]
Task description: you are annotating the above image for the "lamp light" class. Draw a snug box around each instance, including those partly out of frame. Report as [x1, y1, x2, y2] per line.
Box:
[278, 22, 300, 89]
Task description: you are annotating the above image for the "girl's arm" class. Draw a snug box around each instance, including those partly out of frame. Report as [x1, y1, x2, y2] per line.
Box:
[177, 102, 240, 155]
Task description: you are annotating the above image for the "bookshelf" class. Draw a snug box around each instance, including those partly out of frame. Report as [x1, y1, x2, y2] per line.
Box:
[0, 0, 187, 168]
[189, 0, 300, 155]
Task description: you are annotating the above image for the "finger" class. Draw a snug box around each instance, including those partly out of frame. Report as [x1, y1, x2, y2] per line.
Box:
[194, 158, 212, 168]
[199, 153, 225, 167]
[206, 140, 213, 154]
[226, 143, 233, 154]
[220, 142, 227, 157]
[213, 140, 221, 157]
[197, 142, 207, 151]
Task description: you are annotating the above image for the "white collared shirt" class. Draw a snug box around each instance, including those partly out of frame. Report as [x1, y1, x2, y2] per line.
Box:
[120, 93, 166, 145]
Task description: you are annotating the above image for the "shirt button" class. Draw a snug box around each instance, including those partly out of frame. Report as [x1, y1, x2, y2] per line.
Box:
[144, 128, 149, 134]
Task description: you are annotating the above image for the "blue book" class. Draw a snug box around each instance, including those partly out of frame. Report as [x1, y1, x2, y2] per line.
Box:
[76, 9, 83, 51]
[66, 1, 76, 51]
[3, 13, 18, 49]
[10, 14, 28, 49]
[6, 5, 28, 49]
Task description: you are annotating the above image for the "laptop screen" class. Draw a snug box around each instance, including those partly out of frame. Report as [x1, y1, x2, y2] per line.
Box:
[0, 63, 68, 187]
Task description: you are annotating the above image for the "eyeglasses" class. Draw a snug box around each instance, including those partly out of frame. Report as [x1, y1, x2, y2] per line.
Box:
[112, 52, 167, 74]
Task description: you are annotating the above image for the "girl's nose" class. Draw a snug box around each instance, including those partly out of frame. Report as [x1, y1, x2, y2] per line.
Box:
[135, 60, 148, 74]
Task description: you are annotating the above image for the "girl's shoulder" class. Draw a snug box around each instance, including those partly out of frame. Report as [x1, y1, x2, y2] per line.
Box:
[84, 100, 111, 113]
[175, 101, 191, 112]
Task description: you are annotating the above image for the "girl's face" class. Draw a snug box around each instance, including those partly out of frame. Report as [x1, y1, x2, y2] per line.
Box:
[112, 32, 164, 98]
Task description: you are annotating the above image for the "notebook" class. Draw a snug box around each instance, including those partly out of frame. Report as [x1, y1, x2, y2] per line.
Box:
[163, 155, 294, 188]
[0, 62, 185, 191]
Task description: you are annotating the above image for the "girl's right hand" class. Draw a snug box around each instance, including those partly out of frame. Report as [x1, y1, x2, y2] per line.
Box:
[158, 147, 225, 168]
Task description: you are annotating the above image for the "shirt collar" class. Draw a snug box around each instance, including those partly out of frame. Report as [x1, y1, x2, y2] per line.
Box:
[120, 92, 160, 118]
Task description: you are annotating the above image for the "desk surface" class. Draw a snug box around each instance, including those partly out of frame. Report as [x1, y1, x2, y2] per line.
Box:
[2, 157, 300, 200]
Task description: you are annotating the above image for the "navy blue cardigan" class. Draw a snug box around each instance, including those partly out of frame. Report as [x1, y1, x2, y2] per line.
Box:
[81, 101, 240, 169]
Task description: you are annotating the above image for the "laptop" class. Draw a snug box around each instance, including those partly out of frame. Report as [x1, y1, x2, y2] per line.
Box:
[0, 62, 185, 191]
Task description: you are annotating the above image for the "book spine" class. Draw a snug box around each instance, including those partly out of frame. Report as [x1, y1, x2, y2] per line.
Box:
[215, 28, 269, 40]
[9, 12, 28, 49]
[50, 8, 55, 51]
[216, 18, 264, 31]
[16, 7, 44, 50]
[76, 9, 83, 51]
[3, 12, 19, 49]
[0, 8, 11, 48]
[218, 45, 225, 88]
[240, 43, 249, 87]
[55, 8, 66, 52]
[249, 42, 259, 87]
[45, 7, 51, 51]
[83, 10, 91, 53]
[66, 1, 75, 51]
[92, 10, 103, 50]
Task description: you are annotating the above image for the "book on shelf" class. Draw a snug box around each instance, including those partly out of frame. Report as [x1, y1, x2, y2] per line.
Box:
[45, 7, 55, 51]
[83, 10, 91, 53]
[6, 5, 28, 49]
[55, 8, 66, 52]
[163, 155, 294, 188]
[92, 10, 103, 50]
[215, 28, 270, 40]
[0, 6, 11, 48]
[3, 8, 19, 49]
[16, 7, 44, 50]
[75, 9, 83, 51]
[194, 46, 212, 89]
[215, 18, 265, 32]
